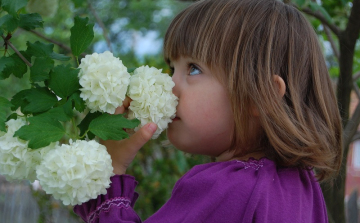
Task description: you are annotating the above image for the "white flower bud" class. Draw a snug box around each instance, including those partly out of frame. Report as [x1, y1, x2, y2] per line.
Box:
[128, 66, 178, 139]
[79, 51, 130, 114]
[36, 140, 114, 205]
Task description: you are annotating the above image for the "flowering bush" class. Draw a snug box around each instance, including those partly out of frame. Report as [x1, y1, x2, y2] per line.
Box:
[0, 119, 30, 181]
[0, 3, 177, 206]
[36, 140, 113, 205]
[128, 66, 178, 139]
[0, 119, 56, 182]
[78, 51, 130, 114]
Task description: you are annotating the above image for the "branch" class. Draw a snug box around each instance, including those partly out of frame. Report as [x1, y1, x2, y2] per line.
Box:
[87, 0, 113, 52]
[323, 25, 339, 60]
[343, 100, 360, 149]
[27, 29, 86, 58]
[344, 0, 360, 46]
[1, 35, 32, 67]
[344, 70, 360, 147]
[28, 30, 71, 52]
[302, 7, 341, 37]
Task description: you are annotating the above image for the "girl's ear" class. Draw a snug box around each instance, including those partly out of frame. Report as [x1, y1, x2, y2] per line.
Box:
[251, 75, 286, 117]
[273, 75, 286, 98]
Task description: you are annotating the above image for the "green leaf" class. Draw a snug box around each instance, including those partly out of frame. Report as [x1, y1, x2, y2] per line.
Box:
[70, 16, 94, 57]
[14, 116, 65, 149]
[0, 14, 19, 32]
[2, 51, 30, 78]
[23, 87, 58, 113]
[26, 41, 70, 61]
[30, 57, 54, 82]
[6, 113, 18, 121]
[69, 91, 85, 112]
[26, 41, 53, 58]
[48, 64, 80, 98]
[10, 89, 31, 112]
[78, 111, 102, 139]
[35, 105, 72, 122]
[49, 52, 71, 61]
[0, 56, 15, 79]
[1, 0, 28, 16]
[19, 13, 43, 31]
[89, 114, 140, 140]
[0, 96, 12, 132]
[62, 98, 74, 117]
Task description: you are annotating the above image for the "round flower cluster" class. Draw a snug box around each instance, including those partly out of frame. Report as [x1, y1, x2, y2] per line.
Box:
[0, 119, 56, 182]
[36, 140, 113, 205]
[127, 66, 178, 139]
[78, 51, 130, 114]
[26, 0, 59, 18]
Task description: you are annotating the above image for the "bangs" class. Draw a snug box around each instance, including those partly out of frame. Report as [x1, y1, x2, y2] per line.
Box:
[163, 0, 241, 70]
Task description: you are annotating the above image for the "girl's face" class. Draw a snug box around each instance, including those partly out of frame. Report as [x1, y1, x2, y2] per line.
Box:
[167, 57, 235, 157]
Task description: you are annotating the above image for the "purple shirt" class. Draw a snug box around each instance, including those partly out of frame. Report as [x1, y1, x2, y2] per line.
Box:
[74, 158, 328, 222]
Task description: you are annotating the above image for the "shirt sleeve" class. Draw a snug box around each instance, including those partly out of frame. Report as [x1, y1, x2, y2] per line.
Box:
[73, 175, 142, 223]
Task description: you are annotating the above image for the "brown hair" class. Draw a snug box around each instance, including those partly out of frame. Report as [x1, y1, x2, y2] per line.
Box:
[163, 0, 342, 181]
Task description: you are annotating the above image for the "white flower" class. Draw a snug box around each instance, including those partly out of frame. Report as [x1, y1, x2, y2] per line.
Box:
[78, 51, 130, 114]
[127, 66, 178, 139]
[26, 0, 59, 18]
[0, 119, 55, 182]
[36, 140, 114, 205]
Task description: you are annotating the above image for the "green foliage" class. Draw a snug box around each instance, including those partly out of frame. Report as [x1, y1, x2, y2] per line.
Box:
[70, 16, 94, 57]
[48, 64, 80, 98]
[1, 0, 28, 16]
[22, 87, 58, 113]
[0, 0, 202, 221]
[0, 14, 19, 32]
[88, 114, 140, 140]
[30, 57, 54, 82]
[0, 56, 15, 78]
[2, 51, 30, 79]
[77, 111, 102, 139]
[14, 116, 66, 149]
[0, 96, 11, 131]
[308, 2, 332, 23]
[19, 13, 43, 30]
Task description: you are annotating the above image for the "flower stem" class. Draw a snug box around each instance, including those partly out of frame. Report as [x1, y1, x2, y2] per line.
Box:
[79, 130, 90, 139]
[75, 56, 80, 67]
[71, 117, 78, 140]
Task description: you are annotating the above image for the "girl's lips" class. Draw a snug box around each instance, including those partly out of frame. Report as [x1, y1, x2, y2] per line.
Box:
[173, 116, 180, 121]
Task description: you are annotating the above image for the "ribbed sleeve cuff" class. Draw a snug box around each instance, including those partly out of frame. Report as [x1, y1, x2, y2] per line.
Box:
[73, 174, 139, 222]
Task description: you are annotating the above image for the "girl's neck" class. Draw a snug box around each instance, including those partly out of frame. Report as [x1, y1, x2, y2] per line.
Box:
[216, 150, 265, 162]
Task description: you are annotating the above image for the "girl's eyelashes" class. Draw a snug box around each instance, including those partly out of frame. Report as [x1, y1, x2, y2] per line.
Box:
[169, 67, 174, 75]
[189, 63, 202, 76]
[168, 63, 201, 76]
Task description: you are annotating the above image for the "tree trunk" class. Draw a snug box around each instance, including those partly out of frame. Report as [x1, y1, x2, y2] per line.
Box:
[321, 0, 360, 220]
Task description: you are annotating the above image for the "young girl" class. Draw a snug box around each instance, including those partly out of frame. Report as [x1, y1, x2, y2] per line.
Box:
[74, 0, 342, 222]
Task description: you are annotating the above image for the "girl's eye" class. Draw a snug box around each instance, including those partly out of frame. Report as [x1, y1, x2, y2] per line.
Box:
[169, 67, 174, 76]
[189, 64, 201, 76]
